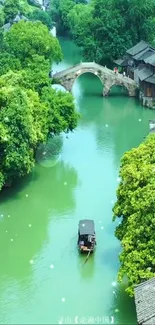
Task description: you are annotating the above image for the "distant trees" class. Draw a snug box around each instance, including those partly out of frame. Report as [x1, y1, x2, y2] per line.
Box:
[113, 134, 155, 296]
[28, 9, 53, 29]
[51, 0, 155, 62]
[3, 0, 22, 22]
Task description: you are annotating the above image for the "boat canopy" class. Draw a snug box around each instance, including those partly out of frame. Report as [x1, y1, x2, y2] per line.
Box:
[78, 219, 95, 236]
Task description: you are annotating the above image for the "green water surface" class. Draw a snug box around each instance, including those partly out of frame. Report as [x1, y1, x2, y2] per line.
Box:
[0, 37, 155, 324]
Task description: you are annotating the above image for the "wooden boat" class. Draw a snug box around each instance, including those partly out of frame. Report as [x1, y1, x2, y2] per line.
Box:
[77, 219, 96, 253]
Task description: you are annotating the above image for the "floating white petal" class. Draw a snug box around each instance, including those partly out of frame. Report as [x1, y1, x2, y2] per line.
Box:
[6, 230, 8, 233]
[115, 309, 119, 313]
[111, 200, 114, 204]
[29, 259, 34, 264]
[11, 238, 13, 242]
[112, 281, 117, 286]
[50, 264, 54, 269]
[138, 119, 142, 122]
[26, 194, 28, 197]
[113, 291, 115, 294]
[1, 214, 3, 217]
[117, 177, 121, 182]
[29, 224, 32, 227]
[101, 226, 104, 230]
[61, 297, 65, 302]
[64, 182, 67, 185]
[105, 124, 108, 127]
[8, 215, 10, 218]
[82, 223, 85, 227]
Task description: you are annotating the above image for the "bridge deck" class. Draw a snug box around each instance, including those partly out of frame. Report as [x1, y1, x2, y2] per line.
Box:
[52, 62, 136, 85]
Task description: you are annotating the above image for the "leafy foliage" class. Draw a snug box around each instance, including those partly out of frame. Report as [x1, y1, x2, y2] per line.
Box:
[0, 72, 79, 190]
[0, 85, 48, 187]
[41, 86, 80, 134]
[28, 9, 53, 29]
[3, 0, 22, 23]
[52, 0, 155, 61]
[0, 7, 79, 190]
[0, 8, 4, 27]
[113, 134, 155, 296]
[49, 0, 75, 34]
[3, 20, 62, 64]
[0, 52, 21, 76]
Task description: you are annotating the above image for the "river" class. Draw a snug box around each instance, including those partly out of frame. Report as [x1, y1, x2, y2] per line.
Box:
[0, 37, 155, 325]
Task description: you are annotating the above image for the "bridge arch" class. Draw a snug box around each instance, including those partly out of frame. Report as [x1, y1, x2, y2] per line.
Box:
[105, 82, 130, 96]
[74, 70, 103, 87]
[53, 62, 137, 97]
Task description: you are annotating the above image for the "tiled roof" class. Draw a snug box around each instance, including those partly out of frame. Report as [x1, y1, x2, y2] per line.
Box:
[126, 41, 148, 56]
[134, 278, 155, 325]
[113, 58, 128, 66]
[144, 53, 155, 66]
[133, 48, 155, 61]
[137, 67, 153, 81]
[145, 75, 155, 84]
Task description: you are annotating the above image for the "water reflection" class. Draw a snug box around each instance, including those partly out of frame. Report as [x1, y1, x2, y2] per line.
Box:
[109, 85, 128, 97]
[0, 160, 78, 280]
[111, 284, 137, 324]
[51, 84, 67, 93]
[78, 253, 95, 280]
[74, 74, 155, 170]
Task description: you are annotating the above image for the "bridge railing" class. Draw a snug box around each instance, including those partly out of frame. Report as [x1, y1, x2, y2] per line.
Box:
[52, 62, 104, 77]
[52, 62, 137, 85]
[52, 63, 83, 77]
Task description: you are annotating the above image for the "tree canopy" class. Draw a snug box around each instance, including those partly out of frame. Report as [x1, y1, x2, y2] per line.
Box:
[113, 134, 155, 296]
[0, 3, 80, 190]
[3, 20, 62, 64]
[52, 0, 155, 62]
[28, 9, 53, 30]
[0, 71, 79, 190]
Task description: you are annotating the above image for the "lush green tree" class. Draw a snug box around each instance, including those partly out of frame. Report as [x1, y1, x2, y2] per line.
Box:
[53, 0, 155, 62]
[41, 86, 80, 134]
[0, 70, 79, 189]
[75, 0, 132, 61]
[0, 84, 49, 188]
[3, 0, 21, 22]
[67, 4, 92, 46]
[22, 55, 51, 93]
[0, 52, 21, 76]
[28, 9, 53, 29]
[0, 8, 4, 27]
[115, 0, 155, 44]
[113, 134, 155, 296]
[3, 20, 62, 64]
[0, 55, 50, 92]
[49, 0, 75, 33]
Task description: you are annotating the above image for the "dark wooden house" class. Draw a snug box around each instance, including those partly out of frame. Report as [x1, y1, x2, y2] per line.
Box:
[114, 41, 153, 79]
[138, 53, 155, 99]
[134, 278, 155, 325]
[115, 41, 155, 105]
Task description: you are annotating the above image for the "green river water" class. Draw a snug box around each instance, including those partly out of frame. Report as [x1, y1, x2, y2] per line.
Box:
[0, 37, 155, 325]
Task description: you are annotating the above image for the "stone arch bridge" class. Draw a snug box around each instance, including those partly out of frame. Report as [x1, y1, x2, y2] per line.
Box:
[52, 62, 137, 96]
